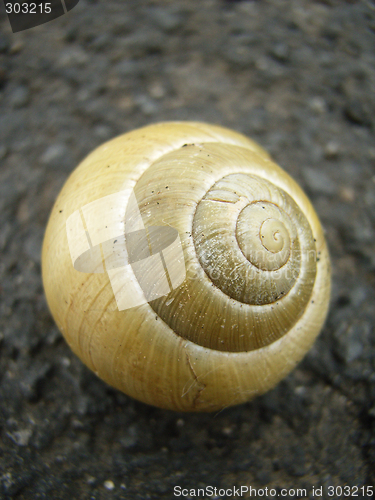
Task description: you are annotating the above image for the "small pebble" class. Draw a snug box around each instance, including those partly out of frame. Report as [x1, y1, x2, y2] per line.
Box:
[222, 426, 234, 436]
[324, 140, 340, 158]
[57, 47, 88, 67]
[94, 124, 113, 140]
[270, 42, 290, 62]
[7, 429, 32, 447]
[148, 82, 166, 99]
[61, 357, 71, 368]
[339, 186, 355, 203]
[40, 143, 71, 169]
[10, 40, 24, 54]
[104, 480, 115, 491]
[309, 96, 327, 114]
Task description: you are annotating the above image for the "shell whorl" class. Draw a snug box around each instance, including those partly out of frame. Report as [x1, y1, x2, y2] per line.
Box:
[133, 142, 317, 353]
[42, 121, 331, 411]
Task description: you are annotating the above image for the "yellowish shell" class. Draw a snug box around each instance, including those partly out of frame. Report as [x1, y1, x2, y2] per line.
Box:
[42, 122, 331, 412]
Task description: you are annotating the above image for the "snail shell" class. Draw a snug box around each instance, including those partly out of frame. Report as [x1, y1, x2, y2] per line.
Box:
[42, 122, 331, 412]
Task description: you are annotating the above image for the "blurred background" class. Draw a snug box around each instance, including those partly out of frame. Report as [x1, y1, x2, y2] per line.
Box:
[0, 0, 375, 498]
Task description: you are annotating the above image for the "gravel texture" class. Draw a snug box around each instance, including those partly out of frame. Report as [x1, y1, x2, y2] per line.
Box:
[0, 0, 375, 499]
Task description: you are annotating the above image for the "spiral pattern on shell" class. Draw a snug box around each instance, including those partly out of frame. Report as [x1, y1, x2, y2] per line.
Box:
[42, 122, 331, 411]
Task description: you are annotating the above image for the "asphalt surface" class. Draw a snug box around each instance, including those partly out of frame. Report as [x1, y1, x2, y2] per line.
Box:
[0, 1, 375, 499]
